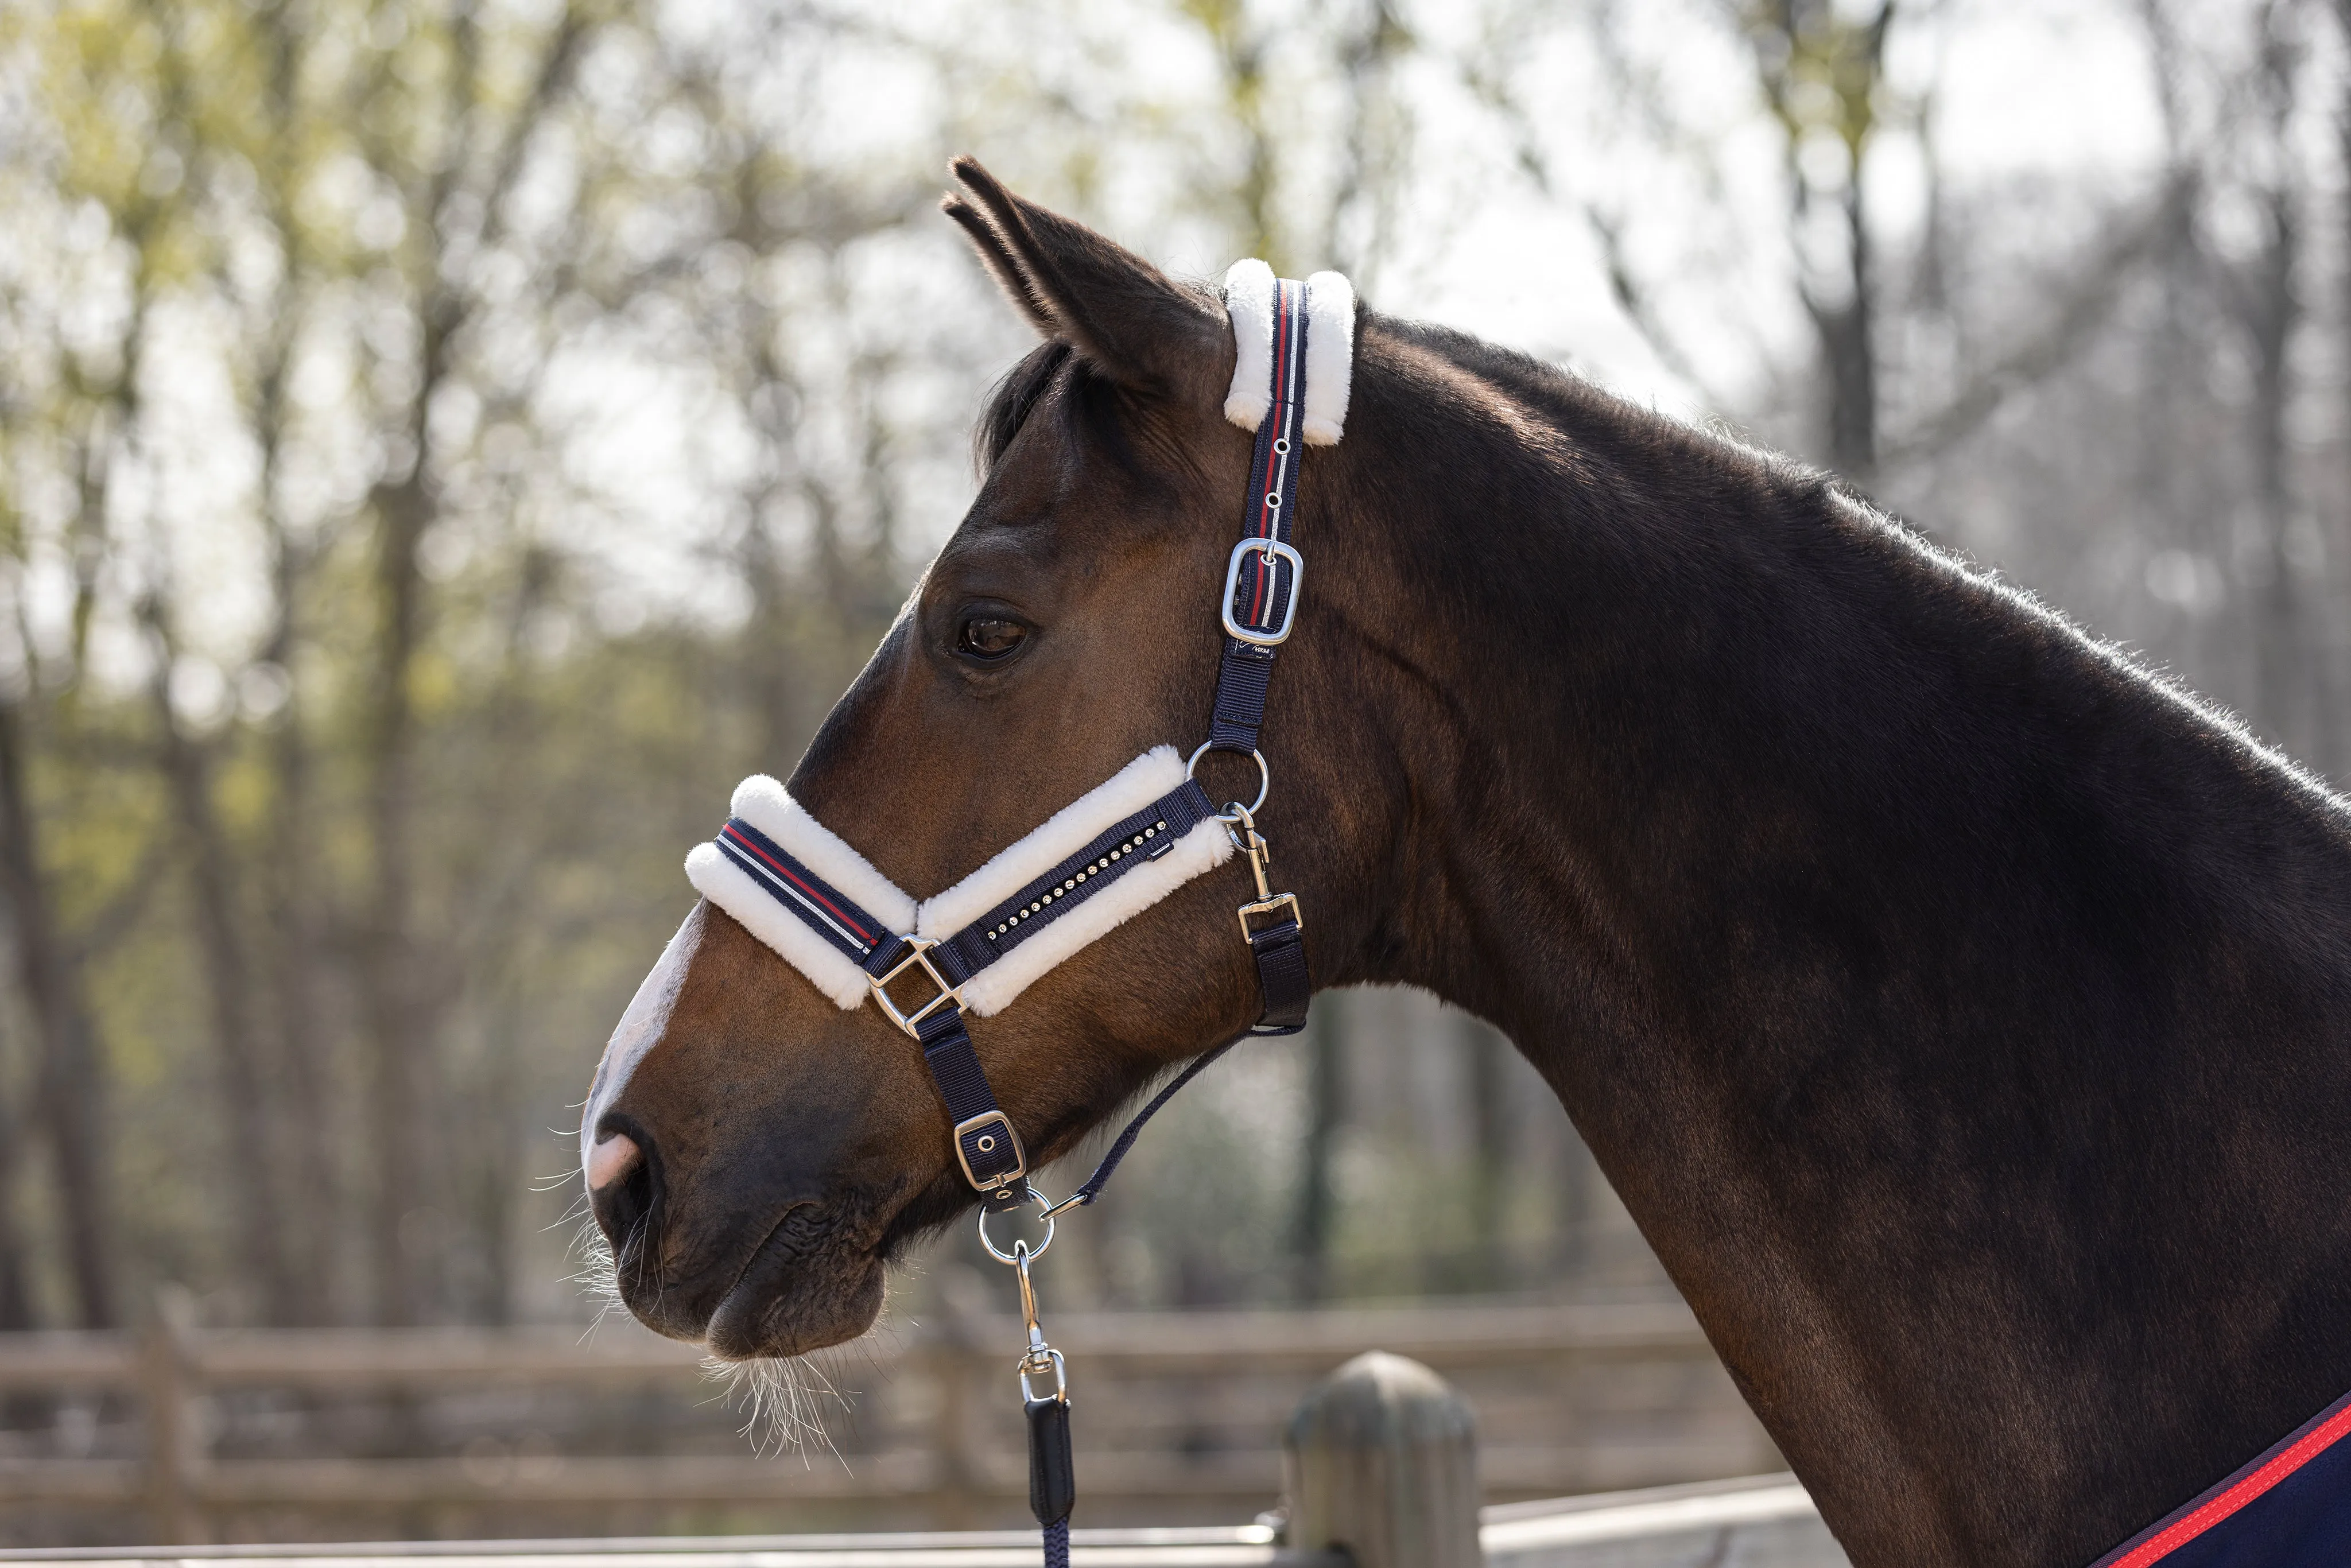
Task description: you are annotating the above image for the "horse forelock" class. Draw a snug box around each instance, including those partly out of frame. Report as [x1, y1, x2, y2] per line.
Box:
[972, 339, 1072, 478]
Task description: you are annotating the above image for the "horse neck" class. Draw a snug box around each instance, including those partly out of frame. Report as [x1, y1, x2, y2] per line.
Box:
[1316, 328, 2351, 1568]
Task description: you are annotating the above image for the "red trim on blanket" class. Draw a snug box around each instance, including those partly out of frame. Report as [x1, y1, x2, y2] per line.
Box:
[2098, 1388, 2351, 1567]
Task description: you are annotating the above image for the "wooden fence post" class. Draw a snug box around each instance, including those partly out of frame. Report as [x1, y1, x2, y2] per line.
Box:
[141, 1285, 200, 1545]
[1283, 1350, 1480, 1568]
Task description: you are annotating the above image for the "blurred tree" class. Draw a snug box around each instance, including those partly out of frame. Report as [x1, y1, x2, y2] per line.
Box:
[0, 0, 2342, 1359]
[1741, 0, 1898, 483]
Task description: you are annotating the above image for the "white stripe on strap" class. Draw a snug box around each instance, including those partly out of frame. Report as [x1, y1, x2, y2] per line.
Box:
[686, 841, 875, 1009]
[726, 774, 918, 933]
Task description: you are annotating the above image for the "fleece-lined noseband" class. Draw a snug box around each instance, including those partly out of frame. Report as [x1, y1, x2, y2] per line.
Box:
[660, 263, 1349, 1218]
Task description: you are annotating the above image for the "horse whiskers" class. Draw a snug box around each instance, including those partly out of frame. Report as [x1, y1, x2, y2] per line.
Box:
[566, 1214, 626, 1336]
[701, 1350, 856, 1462]
[572, 1206, 878, 1461]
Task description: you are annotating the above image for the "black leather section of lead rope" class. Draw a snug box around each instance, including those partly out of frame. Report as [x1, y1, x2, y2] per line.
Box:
[930, 781, 1218, 984]
[1248, 915, 1310, 1035]
[1026, 1396, 1076, 1527]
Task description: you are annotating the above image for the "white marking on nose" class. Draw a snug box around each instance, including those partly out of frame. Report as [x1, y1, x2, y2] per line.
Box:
[587, 1132, 642, 1193]
[580, 904, 704, 1182]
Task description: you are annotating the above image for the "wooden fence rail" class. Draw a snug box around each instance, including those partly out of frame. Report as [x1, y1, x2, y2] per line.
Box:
[0, 1296, 1779, 1547]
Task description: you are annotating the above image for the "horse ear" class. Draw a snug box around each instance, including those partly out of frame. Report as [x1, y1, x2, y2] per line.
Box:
[944, 157, 1227, 402]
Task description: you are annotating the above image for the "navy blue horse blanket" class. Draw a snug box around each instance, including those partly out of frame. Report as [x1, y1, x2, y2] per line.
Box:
[2092, 1389, 2351, 1566]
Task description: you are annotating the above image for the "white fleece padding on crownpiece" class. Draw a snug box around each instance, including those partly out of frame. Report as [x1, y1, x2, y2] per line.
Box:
[915, 746, 1235, 1016]
[726, 775, 919, 934]
[957, 816, 1231, 1016]
[686, 843, 872, 1010]
[1222, 259, 1277, 431]
[1301, 271, 1356, 446]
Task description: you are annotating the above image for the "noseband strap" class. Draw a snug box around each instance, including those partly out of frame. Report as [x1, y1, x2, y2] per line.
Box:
[682, 263, 1348, 1209]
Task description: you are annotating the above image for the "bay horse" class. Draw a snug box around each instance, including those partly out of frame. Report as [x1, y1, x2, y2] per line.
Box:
[580, 160, 2351, 1568]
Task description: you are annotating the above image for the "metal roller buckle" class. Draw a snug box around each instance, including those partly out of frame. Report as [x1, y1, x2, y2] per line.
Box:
[955, 1109, 1029, 1194]
[1220, 538, 1303, 646]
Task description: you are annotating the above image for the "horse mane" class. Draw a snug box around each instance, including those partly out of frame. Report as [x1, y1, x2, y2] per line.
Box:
[1368, 309, 2351, 822]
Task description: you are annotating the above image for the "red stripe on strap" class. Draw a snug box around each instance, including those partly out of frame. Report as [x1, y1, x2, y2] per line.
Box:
[2105, 1397, 2351, 1567]
[1248, 289, 1295, 624]
[720, 824, 876, 944]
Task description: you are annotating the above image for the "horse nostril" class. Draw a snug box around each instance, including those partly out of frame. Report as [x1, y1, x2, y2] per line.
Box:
[589, 1132, 658, 1262]
[588, 1132, 642, 1192]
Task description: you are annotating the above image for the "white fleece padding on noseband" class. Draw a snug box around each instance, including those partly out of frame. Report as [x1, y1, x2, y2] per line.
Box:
[1301, 271, 1356, 447]
[682, 775, 920, 1011]
[1221, 259, 1277, 430]
[957, 813, 1229, 1016]
[686, 841, 873, 1010]
[914, 746, 1235, 1016]
[684, 747, 1235, 1019]
[1222, 260, 1355, 445]
[730, 774, 920, 933]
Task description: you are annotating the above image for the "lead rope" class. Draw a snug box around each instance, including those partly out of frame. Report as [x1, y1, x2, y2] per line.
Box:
[984, 280, 1322, 1567]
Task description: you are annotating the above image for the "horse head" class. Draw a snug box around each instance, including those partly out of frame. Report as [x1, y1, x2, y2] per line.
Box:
[577, 161, 1394, 1359]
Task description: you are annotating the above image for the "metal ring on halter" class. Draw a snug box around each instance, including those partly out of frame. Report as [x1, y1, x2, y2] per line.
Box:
[977, 1186, 1056, 1264]
[1186, 742, 1270, 817]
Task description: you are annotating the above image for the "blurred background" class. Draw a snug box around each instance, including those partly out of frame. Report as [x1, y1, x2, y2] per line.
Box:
[0, 0, 2340, 1546]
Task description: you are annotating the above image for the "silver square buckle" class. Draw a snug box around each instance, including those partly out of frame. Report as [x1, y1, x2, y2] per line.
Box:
[1220, 538, 1303, 646]
[952, 1109, 1027, 1191]
[869, 938, 964, 1037]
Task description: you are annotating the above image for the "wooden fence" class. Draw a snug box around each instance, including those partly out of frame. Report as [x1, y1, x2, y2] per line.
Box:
[0, 1295, 1780, 1547]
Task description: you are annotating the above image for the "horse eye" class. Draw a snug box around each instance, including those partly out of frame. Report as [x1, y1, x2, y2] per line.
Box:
[957, 616, 1029, 661]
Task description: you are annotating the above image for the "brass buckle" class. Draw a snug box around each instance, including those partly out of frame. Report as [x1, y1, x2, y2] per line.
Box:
[1225, 805, 1303, 944]
[1239, 892, 1303, 944]
[869, 938, 963, 1038]
[953, 1109, 1027, 1191]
